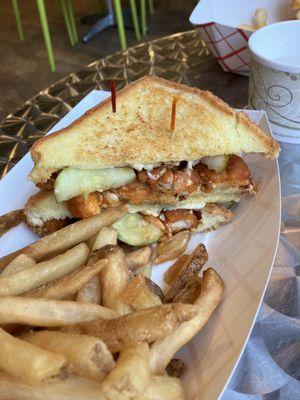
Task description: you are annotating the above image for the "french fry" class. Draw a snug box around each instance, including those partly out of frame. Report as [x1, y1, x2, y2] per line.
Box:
[87, 226, 118, 252]
[67, 303, 197, 353]
[155, 231, 190, 264]
[135, 264, 152, 279]
[254, 8, 268, 29]
[78, 226, 118, 304]
[150, 268, 224, 373]
[173, 277, 202, 304]
[0, 205, 127, 269]
[164, 255, 189, 285]
[121, 275, 162, 310]
[166, 359, 188, 378]
[1, 254, 36, 277]
[164, 243, 208, 303]
[0, 373, 104, 400]
[238, 23, 255, 31]
[101, 343, 149, 400]
[76, 276, 101, 304]
[139, 376, 186, 400]
[26, 259, 107, 300]
[99, 245, 132, 315]
[0, 243, 90, 296]
[0, 328, 67, 384]
[0, 209, 24, 237]
[22, 330, 115, 382]
[125, 246, 152, 271]
[291, 0, 300, 10]
[144, 277, 165, 302]
[0, 296, 118, 327]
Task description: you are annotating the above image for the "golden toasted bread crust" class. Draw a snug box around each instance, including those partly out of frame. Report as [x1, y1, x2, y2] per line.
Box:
[29, 76, 280, 183]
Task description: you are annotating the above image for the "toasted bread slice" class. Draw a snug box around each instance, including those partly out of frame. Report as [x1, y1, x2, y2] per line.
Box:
[24, 190, 72, 227]
[29, 76, 280, 183]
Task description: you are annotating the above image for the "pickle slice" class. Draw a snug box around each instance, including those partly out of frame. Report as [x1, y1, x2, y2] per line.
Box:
[54, 167, 136, 202]
[113, 213, 163, 246]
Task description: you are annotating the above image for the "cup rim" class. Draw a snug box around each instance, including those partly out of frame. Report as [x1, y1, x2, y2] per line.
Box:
[248, 20, 300, 74]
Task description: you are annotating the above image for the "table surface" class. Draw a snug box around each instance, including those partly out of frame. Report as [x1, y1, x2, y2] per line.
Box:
[1, 29, 299, 399]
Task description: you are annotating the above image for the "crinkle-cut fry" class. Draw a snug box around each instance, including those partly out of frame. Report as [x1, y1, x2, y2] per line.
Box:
[164, 243, 208, 303]
[0, 243, 90, 296]
[138, 375, 186, 400]
[0, 373, 105, 400]
[87, 226, 118, 252]
[0, 328, 68, 384]
[164, 255, 189, 285]
[0, 209, 24, 238]
[26, 259, 107, 300]
[155, 231, 190, 264]
[173, 277, 202, 304]
[150, 268, 224, 374]
[99, 245, 132, 315]
[121, 275, 162, 310]
[125, 246, 152, 271]
[22, 330, 115, 382]
[101, 343, 149, 400]
[0, 296, 118, 327]
[65, 303, 197, 353]
[0, 205, 127, 269]
[1, 254, 36, 277]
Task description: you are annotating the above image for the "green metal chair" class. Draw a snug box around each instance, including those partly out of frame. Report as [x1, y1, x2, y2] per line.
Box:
[115, 0, 154, 47]
[12, 0, 78, 72]
[140, 0, 154, 36]
[82, 0, 142, 51]
[98, 0, 142, 51]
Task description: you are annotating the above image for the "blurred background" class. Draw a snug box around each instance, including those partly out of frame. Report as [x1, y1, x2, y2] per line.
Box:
[0, 0, 196, 120]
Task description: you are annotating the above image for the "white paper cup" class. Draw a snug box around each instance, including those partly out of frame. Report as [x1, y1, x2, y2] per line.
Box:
[248, 20, 300, 143]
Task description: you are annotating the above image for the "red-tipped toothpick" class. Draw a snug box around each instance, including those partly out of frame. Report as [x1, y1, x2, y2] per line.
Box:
[110, 80, 116, 113]
[170, 97, 177, 132]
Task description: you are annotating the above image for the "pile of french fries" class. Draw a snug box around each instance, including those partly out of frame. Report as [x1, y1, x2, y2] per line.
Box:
[0, 205, 224, 400]
[239, 8, 268, 31]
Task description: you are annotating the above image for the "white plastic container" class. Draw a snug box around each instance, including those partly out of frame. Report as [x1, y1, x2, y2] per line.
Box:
[190, 0, 295, 76]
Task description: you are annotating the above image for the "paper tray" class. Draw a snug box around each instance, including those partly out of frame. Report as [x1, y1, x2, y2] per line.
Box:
[0, 91, 281, 399]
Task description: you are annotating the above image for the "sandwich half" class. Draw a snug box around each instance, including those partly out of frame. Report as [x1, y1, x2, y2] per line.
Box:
[25, 76, 280, 245]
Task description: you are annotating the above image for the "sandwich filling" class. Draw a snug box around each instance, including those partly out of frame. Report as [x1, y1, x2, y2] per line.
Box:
[27, 155, 254, 242]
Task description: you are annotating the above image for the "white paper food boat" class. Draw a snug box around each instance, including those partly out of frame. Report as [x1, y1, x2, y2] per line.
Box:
[0, 91, 281, 399]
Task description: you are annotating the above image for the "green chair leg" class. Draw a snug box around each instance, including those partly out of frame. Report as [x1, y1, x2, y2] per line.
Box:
[113, 0, 127, 51]
[66, 0, 78, 43]
[12, 0, 24, 42]
[148, 0, 154, 15]
[36, 0, 56, 72]
[140, 0, 147, 36]
[59, 0, 75, 46]
[129, 0, 141, 41]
